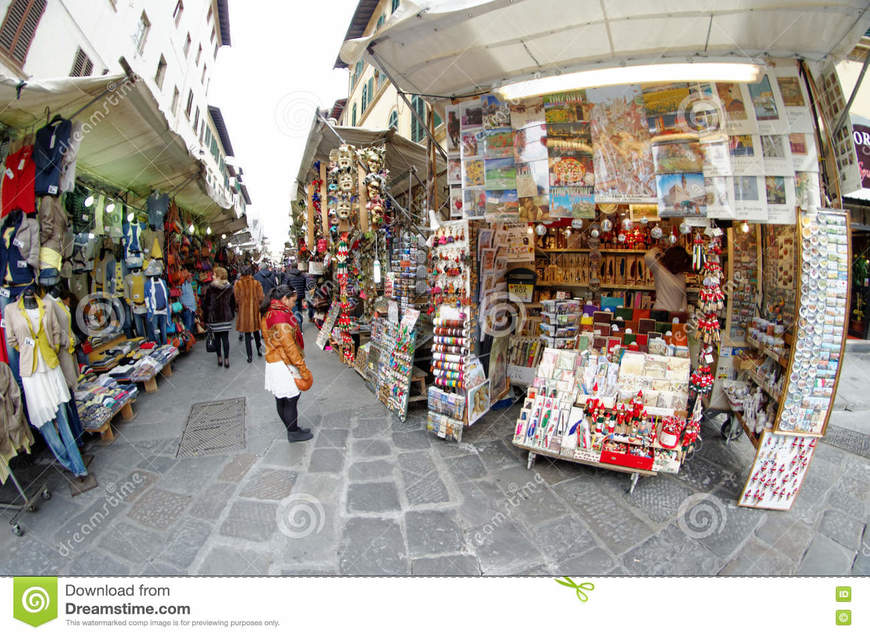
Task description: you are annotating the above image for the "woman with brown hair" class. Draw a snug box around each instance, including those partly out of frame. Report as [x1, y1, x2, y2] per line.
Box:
[234, 265, 264, 363]
[203, 266, 236, 368]
[260, 284, 313, 442]
[644, 246, 691, 313]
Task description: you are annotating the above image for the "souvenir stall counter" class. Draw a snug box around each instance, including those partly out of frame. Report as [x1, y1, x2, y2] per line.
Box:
[74, 376, 139, 443]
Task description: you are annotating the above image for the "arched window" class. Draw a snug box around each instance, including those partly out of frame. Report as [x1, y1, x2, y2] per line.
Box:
[388, 109, 398, 130]
[351, 103, 357, 126]
[410, 95, 427, 143]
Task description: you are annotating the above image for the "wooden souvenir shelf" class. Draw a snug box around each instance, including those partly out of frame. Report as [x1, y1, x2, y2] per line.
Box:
[81, 396, 136, 444]
[537, 281, 700, 293]
[537, 248, 650, 254]
[732, 411, 762, 450]
[515, 443, 657, 477]
[744, 368, 783, 402]
[745, 335, 789, 368]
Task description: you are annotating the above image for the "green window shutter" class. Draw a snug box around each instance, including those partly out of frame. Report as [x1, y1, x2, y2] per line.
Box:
[388, 109, 398, 130]
[392, 0, 399, 13]
[361, 84, 367, 112]
[352, 103, 357, 126]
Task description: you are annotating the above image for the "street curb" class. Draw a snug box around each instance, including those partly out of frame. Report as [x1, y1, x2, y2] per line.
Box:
[845, 340, 870, 353]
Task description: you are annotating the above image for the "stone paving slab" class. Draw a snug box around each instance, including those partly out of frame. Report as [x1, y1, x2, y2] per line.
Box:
[338, 517, 409, 575]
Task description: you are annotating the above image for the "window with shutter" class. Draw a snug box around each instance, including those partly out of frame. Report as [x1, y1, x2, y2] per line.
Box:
[172, 0, 183, 26]
[388, 110, 398, 130]
[70, 47, 94, 77]
[193, 106, 199, 131]
[134, 11, 150, 54]
[185, 89, 193, 118]
[411, 96, 427, 143]
[361, 84, 368, 113]
[171, 86, 180, 116]
[376, 15, 384, 31]
[392, 0, 400, 13]
[183, 34, 191, 56]
[154, 54, 167, 88]
[368, 77, 374, 101]
[352, 103, 357, 127]
[0, 0, 47, 66]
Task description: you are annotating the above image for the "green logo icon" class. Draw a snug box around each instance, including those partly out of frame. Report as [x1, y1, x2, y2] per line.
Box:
[13, 577, 58, 627]
[836, 586, 852, 602]
[554, 577, 595, 602]
[836, 610, 852, 626]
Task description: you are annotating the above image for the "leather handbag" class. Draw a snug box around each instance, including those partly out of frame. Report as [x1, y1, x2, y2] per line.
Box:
[205, 328, 217, 353]
[288, 365, 313, 391]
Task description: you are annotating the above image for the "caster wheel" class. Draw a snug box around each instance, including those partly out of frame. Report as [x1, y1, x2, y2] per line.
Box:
[721, 419, 741, 441]
[41, 489, 51, 500]
[12, 524, 24, 537]
[26, 504, 38, 513]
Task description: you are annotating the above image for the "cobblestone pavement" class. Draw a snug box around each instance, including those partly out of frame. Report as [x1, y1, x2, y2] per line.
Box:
[1, 323, 868, 576]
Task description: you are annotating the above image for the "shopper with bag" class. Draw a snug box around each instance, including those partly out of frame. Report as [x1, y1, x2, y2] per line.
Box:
[260, 284, 313, 442]
[203, 266, 236, 368]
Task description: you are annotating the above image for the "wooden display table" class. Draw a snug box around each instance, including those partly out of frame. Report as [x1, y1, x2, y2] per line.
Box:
[82, 398, 136, 444]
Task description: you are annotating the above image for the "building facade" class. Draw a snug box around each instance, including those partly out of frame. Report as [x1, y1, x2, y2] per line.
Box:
[0, 0, 248, 220]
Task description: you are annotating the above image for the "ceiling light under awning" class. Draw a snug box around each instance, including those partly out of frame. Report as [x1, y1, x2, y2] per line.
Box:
[495, 62, 762, 101]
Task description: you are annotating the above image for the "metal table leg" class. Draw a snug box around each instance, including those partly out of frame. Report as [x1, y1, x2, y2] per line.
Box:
[527, 452, 536, 470]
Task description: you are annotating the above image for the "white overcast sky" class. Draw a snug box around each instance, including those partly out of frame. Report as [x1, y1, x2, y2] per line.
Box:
[210, 0, 359, 258]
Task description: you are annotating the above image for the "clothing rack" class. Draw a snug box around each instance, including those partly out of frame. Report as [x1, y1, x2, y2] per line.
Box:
[0, 460, 52, 537]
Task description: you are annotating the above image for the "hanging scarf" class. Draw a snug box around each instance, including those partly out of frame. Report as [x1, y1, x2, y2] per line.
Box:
[265, 299, 304, 350]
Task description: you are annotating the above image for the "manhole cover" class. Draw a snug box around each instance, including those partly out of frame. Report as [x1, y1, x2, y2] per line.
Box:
[176, 397, 247, 458]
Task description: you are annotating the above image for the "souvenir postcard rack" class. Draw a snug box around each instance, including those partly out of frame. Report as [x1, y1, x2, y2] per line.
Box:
[370, 316, 418, 421]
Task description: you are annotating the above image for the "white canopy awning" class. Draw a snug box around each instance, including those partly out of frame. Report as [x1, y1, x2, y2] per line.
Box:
[0, 73, 234, 222]
[340, 0, 870, 97]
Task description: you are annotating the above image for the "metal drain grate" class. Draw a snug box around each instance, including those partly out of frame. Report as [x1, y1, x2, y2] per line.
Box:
[176, 397, 247, 458]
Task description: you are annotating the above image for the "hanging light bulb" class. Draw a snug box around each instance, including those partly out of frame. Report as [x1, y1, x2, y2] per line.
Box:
[127, 212, 135, 222]
[221, 233, 227, 239]
[84, 195, 94, 207]
[188, 223, 195, 233]
[571, 218, 584, 229]
[206, 227, 212, 235]
[740, 221, 750, 233]
[105, 202, 115, 213]
[679, 221, 690, 235]
[535, 223, 547, 236]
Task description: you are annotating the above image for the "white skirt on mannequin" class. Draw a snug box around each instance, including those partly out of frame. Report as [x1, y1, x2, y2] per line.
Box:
[21, 347, 70, 429]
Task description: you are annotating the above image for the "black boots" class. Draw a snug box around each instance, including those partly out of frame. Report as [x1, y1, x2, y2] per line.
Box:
[287, 428, 313, 442]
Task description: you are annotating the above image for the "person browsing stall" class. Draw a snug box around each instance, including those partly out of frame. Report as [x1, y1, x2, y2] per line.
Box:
[203, 266, 236, 368]
[644, 246, 691, 313]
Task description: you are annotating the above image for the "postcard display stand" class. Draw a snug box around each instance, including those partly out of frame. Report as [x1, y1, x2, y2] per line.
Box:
[370, 315, 418, 421]
[513, 347, 692, 489]
[427, 220, 476, 441]
[737, 209, 850, 510]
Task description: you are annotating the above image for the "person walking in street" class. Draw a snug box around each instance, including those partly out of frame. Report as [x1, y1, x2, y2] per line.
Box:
[254, 262, 276, 298]
[203, 266, 236, 368]
[260, 284, 313, 442]
[180, 271, 198, 333]
[283, 260, 308, 323]
[234, 265, 264, 363]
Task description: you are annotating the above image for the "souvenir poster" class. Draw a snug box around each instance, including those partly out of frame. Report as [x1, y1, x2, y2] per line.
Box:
[746, 73, 787, 135]
[461, 128, 482, 157]
[447, 158, 462, 184]
[788, 132, 819, 172]
[468, 379, 491, 425]
[544, 91, 588, 123]
[705, 176, 734, 219]
[449, 185, 464, 219]
[651, 135, 703, 173]
[478, 228, 494, 250]
[510, 97, 545, 129]
[484, 128, 515, 158]
[732, 175, 768, 221]
[641, 82, 690, 136]
[464, 188, 486, 219]
[763, 175, 796, 224]
[513, 124, 548, 163]
[550, 186, 595, 218]
[445, 104, 461, 155]
[518, 195, 550, 222]
[484, 189, 519, 219]
[463, 159, 485, 187]
[795, 171, 822, 211]
[629, 203, 660, 223]
[729, 134, 763, 175]
[655, 172, 706, 217]
[484, 158, 517, 189]
[700, 135, 732, 177]
[588, 84, 656, 201]
[460, 99, 483, 129]
[775, 70, 813, 133]
[515, 160, 549, 198]
[547, 121, 593, 152]
[482, 94, 511, 130]
[682, 82, 723, 136]
[498, 222, 535, 262]
[715, 82, 757, 134]
[481, 248, 496, 272]
[488, 336, 510, 403]
[548, 145, 593, 188]
[760, 134, 793, 175]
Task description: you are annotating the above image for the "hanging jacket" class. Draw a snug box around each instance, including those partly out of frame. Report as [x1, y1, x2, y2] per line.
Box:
[66, 183, 94, 234]
[233, 275, 263, 333]
[4, 295, 64, 378]
[0, 212, 40, 287]
[0, 361, 34, 461]
[59, 121, 84, 193]
[45, 295, 78, 388]
[147, 192, 170, 229]
[34, 117, 72, 196]
[124, 271, 147, 314]
[122, 219, 145, 266]
[1, 145, 36, 216]
[144, 276, 169, 316]
[180, 280, 197, 312]
[91, 246, 116, 295]
[37, 196, 69, 270]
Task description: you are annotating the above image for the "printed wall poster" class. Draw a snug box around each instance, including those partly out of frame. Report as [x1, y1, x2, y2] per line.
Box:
[489, 336, 510, 404]
[513, 124, 548, 163]
[445, 104, 461, 155]
[484, 158, 517, 189]
[701, 135, 733, 177]
[729, 134, 763, 175]
[747, 74, 787, 134]
[482, 94, 511, 130]
[733, 175, 768, 221]
[788, 132, 819, 172]
[463, 159, 485, 187]
[515, 160, 549, 198]
[641, 83, 689, 136]
[460, 99, 483, 129]
[484, 128, 515, 158]
[629, 204, 660, 223]
[498, 222, 536, 262]
[510, 97, 545, 129]
[550, 186, 595, 218]
[468, 379, 491, 425]
[764, 176, 796, 224]
[461, 128, 482, 157]
[588, 84, 656, 201]
[484, 189, 519, 219]
[760, 134, 793, 175]
[447, 158, 462, 184]
[651, 135, 704, 173]
[795, 171, 822, 211]
[464, 188, 486, 219]
[655, 172, 706, 217]
[775, 70, 813, 133]
[449, 185, 464, 218]
[519, 195, 550, 222]
[547, 122, 593, 152]
[544, 91, 588, 123]
[715, 82, 757, 134]
[548, 149, 594, 188]
[705, 176, 734, 219]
